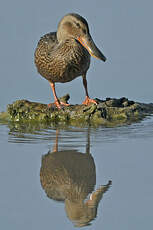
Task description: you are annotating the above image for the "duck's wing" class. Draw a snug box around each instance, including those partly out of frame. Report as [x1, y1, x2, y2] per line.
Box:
[38, 32, 58, 51]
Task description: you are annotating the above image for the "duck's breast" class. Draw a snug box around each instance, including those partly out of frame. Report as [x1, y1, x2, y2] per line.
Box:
[35, 34, 90, 83]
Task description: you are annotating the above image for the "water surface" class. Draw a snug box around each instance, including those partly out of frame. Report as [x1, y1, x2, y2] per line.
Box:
[0, 117, 153, 229]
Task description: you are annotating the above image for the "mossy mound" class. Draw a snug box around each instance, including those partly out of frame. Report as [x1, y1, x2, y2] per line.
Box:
[1, 95, 153, 127]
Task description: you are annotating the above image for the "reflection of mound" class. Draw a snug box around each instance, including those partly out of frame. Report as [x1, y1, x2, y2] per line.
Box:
[40, 150, 96, 202]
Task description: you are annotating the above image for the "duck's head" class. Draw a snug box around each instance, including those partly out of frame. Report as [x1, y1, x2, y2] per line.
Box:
[57, 13, 106, 62]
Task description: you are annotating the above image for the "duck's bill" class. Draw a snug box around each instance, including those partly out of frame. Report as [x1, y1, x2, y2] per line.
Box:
[77, 34, 106, 62]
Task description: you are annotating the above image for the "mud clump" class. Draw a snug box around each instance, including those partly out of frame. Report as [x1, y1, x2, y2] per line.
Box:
[1, 95, 153, 127]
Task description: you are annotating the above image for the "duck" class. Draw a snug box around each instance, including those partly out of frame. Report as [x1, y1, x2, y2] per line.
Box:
[34, 13, 106, 109]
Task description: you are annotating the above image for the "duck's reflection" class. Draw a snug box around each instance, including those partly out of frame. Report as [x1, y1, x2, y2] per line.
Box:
[40, 130, 111, 227]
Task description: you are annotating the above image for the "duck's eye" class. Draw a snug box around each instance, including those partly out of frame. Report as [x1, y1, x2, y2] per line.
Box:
[76, 22, 81, 28]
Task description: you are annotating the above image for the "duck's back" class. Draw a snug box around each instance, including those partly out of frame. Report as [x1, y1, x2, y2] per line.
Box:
[34, 32, 58, 67]
[38, 32, 58, 50]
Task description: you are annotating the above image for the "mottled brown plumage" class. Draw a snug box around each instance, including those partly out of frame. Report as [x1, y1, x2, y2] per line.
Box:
[34, 13, 106, 109]
[35, 32, 90, 83]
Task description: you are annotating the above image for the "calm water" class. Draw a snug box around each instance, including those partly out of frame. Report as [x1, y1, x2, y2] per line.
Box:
[0, 117, 153, 229]
[1, 0, 153, 229]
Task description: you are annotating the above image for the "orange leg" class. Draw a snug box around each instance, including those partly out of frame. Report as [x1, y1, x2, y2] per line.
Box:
[48, 82, 70, 109]
[52, 129, 59, 152]
[82, 73, 97, 106]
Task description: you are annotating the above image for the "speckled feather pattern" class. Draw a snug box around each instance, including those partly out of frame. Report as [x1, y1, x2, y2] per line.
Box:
[34, 32, 90, 83]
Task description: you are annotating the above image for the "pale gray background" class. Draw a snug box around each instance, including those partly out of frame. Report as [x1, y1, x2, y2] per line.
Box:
[0, 1, 153, 229]
[1, 0, 153, 111]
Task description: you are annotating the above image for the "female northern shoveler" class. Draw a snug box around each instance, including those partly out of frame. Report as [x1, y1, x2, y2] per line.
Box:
[34, 13, 106, 109]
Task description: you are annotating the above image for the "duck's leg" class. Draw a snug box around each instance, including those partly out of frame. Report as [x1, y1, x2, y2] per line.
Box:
[82, 73, 97, 105]
[48, 82, 61, 109]
[48, 82, 70, 109]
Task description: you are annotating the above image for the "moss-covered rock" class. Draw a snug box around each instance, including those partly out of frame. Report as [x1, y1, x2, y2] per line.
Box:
[1, 95, 153, 127]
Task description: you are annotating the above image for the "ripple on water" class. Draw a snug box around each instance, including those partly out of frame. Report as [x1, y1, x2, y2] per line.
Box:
[0, 116, 153, 145]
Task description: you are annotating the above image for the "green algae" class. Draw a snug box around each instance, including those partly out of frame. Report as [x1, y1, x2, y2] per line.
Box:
[1, 95, 153, 128]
